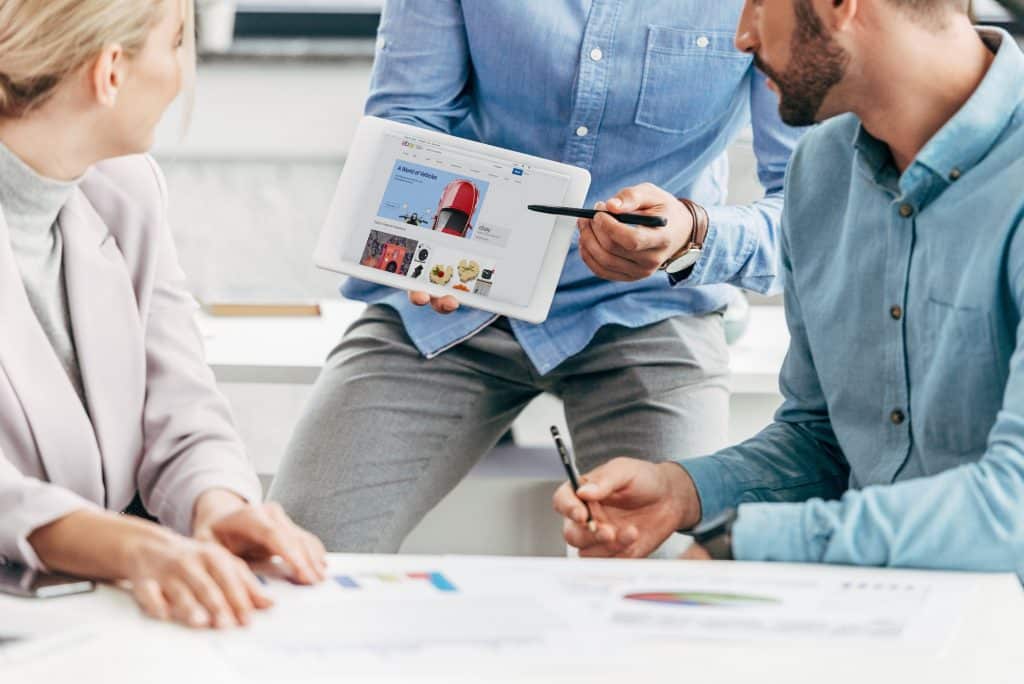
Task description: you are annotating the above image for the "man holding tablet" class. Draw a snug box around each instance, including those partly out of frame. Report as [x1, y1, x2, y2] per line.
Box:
[270, 0, 804, 552]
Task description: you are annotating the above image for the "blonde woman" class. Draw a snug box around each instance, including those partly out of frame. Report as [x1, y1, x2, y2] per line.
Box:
[0, 0, 326, 628]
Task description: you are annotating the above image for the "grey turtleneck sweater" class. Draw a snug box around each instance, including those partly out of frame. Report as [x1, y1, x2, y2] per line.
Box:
[0, 141, 86, 406]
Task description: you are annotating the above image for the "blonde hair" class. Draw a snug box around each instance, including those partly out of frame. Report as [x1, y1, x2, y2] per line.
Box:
[0, 0, 195, 118]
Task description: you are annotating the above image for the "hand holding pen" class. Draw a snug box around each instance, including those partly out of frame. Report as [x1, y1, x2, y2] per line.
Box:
[550, 426, 597, 533]
[573, 183, 704, 283]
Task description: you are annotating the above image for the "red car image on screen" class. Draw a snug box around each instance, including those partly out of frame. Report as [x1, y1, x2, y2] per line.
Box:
[431, 180, 480, 237]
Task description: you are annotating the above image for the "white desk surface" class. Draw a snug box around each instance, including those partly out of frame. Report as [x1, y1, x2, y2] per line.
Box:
[3, 555, 1021, 684]
[199, 300, 789, 395]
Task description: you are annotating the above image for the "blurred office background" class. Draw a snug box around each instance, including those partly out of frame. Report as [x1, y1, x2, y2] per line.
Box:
[149, 1, 1024, 555]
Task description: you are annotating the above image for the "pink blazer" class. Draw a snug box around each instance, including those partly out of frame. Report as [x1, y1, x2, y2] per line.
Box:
[0, 155, 262, 569]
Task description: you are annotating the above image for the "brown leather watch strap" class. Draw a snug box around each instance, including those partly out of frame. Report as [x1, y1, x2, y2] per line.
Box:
[679, 198, 710, 250]
[660, 198, 710, 270]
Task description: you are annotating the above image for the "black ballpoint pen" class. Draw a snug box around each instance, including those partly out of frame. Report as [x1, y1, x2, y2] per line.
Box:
[551, 426, 597, 533]
[528, 204, 668, 228]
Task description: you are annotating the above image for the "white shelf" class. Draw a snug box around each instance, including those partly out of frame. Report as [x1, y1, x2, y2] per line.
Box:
[200, 300, 788, 394]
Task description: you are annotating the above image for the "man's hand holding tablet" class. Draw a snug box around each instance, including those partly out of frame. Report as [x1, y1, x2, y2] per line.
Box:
[408, 289, 460, 314]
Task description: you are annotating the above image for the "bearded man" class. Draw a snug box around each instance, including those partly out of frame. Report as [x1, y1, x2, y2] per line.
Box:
[555, 0, 1024, 577]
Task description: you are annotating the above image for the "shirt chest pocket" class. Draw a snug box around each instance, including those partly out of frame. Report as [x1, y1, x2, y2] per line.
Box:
[635, 26, 752, 136]
[915, 298, 1003, 458]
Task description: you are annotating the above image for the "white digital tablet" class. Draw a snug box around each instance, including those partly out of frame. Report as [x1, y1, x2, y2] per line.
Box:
[315, 116, 591, 323]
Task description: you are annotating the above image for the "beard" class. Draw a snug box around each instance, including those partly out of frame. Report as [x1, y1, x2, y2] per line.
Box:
[755, 0, 850, 126]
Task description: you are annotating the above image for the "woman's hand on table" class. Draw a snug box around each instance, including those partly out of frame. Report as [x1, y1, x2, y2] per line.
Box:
[122, 527, 273, 628]
[29, 509, 274, 629]
[192, 490, 328, 586]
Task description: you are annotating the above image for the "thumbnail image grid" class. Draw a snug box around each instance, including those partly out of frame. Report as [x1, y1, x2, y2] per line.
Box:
[358, 229, 497, 297]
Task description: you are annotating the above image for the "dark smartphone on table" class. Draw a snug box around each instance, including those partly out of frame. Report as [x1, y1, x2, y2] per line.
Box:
[0, 561, 95, 599]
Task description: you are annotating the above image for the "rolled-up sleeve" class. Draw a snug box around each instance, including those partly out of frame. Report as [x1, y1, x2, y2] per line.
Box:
[365, 0, 472, 132]
[673, 70, 806, 295]
[680, 168, 849, 525]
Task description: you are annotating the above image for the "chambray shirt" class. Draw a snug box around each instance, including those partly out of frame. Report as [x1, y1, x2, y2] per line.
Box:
[341, 0, 804, 373]
[685, 29, 1024, 577]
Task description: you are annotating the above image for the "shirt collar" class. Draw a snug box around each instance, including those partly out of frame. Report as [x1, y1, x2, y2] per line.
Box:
[914, 28, 1024, 181]
[853, 27, 1024, 199]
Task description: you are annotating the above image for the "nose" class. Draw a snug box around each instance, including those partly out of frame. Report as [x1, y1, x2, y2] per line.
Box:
[735, 1, 759, 54]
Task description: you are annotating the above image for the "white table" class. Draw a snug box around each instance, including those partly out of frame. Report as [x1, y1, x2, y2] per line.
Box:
[3, 555, 1022, 684]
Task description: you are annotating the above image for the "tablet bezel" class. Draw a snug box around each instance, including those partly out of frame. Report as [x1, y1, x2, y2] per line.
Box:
[314, 116, 591, 324]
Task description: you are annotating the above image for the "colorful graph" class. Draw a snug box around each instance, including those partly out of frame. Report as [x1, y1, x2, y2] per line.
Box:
[623, 591, 780, 607]
[333, 571, 458, 593]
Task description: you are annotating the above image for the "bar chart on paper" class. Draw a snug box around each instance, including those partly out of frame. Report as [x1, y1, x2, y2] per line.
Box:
[333, 571, 458, 592]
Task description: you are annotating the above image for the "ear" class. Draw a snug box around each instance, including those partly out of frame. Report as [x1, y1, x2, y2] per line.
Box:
[89, 44, 126, 108]
[821, 0, 859, 32]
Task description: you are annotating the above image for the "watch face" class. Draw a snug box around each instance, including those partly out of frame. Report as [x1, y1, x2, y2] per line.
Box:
[667, 248, 701, 275]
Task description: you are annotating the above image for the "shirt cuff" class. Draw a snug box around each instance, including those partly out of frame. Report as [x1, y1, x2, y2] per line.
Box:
[676, 456, 735, 524]
[669, 204, 756, 288]
[732, 502, 815, 562]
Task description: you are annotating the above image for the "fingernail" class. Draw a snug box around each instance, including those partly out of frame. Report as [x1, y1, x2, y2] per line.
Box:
[577, 483, 598, 496]
[191, 609, 209, 626]
[587, 520, 598, 534]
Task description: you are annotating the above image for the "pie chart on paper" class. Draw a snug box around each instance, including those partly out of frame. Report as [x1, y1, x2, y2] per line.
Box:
[623, 591, 781, 608]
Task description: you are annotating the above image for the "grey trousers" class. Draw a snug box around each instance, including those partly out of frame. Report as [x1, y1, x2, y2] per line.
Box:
[269, 305, 730, 553]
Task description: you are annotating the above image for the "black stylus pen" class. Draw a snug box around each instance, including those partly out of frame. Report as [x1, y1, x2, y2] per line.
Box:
[528, 204, 668, 228]
[551, 426, 597, 533]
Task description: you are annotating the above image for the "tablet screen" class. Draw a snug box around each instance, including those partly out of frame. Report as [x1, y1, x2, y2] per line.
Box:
[341, 130, 572, 306]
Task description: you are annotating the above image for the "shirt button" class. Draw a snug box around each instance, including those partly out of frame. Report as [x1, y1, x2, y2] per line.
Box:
[899, 203, 915, 218]
[949, 168, 962, 181]
[575, 126, 589, 137]
[890, 305, 903, 320]
[590, 47, 604, 62]
[696, 36, 710, 48]
[891, 409, 906, 425]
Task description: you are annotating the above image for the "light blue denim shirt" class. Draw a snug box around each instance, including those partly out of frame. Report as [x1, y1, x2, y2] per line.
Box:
[684, 29, 1024, 577]
[341, 0, 805, 374]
